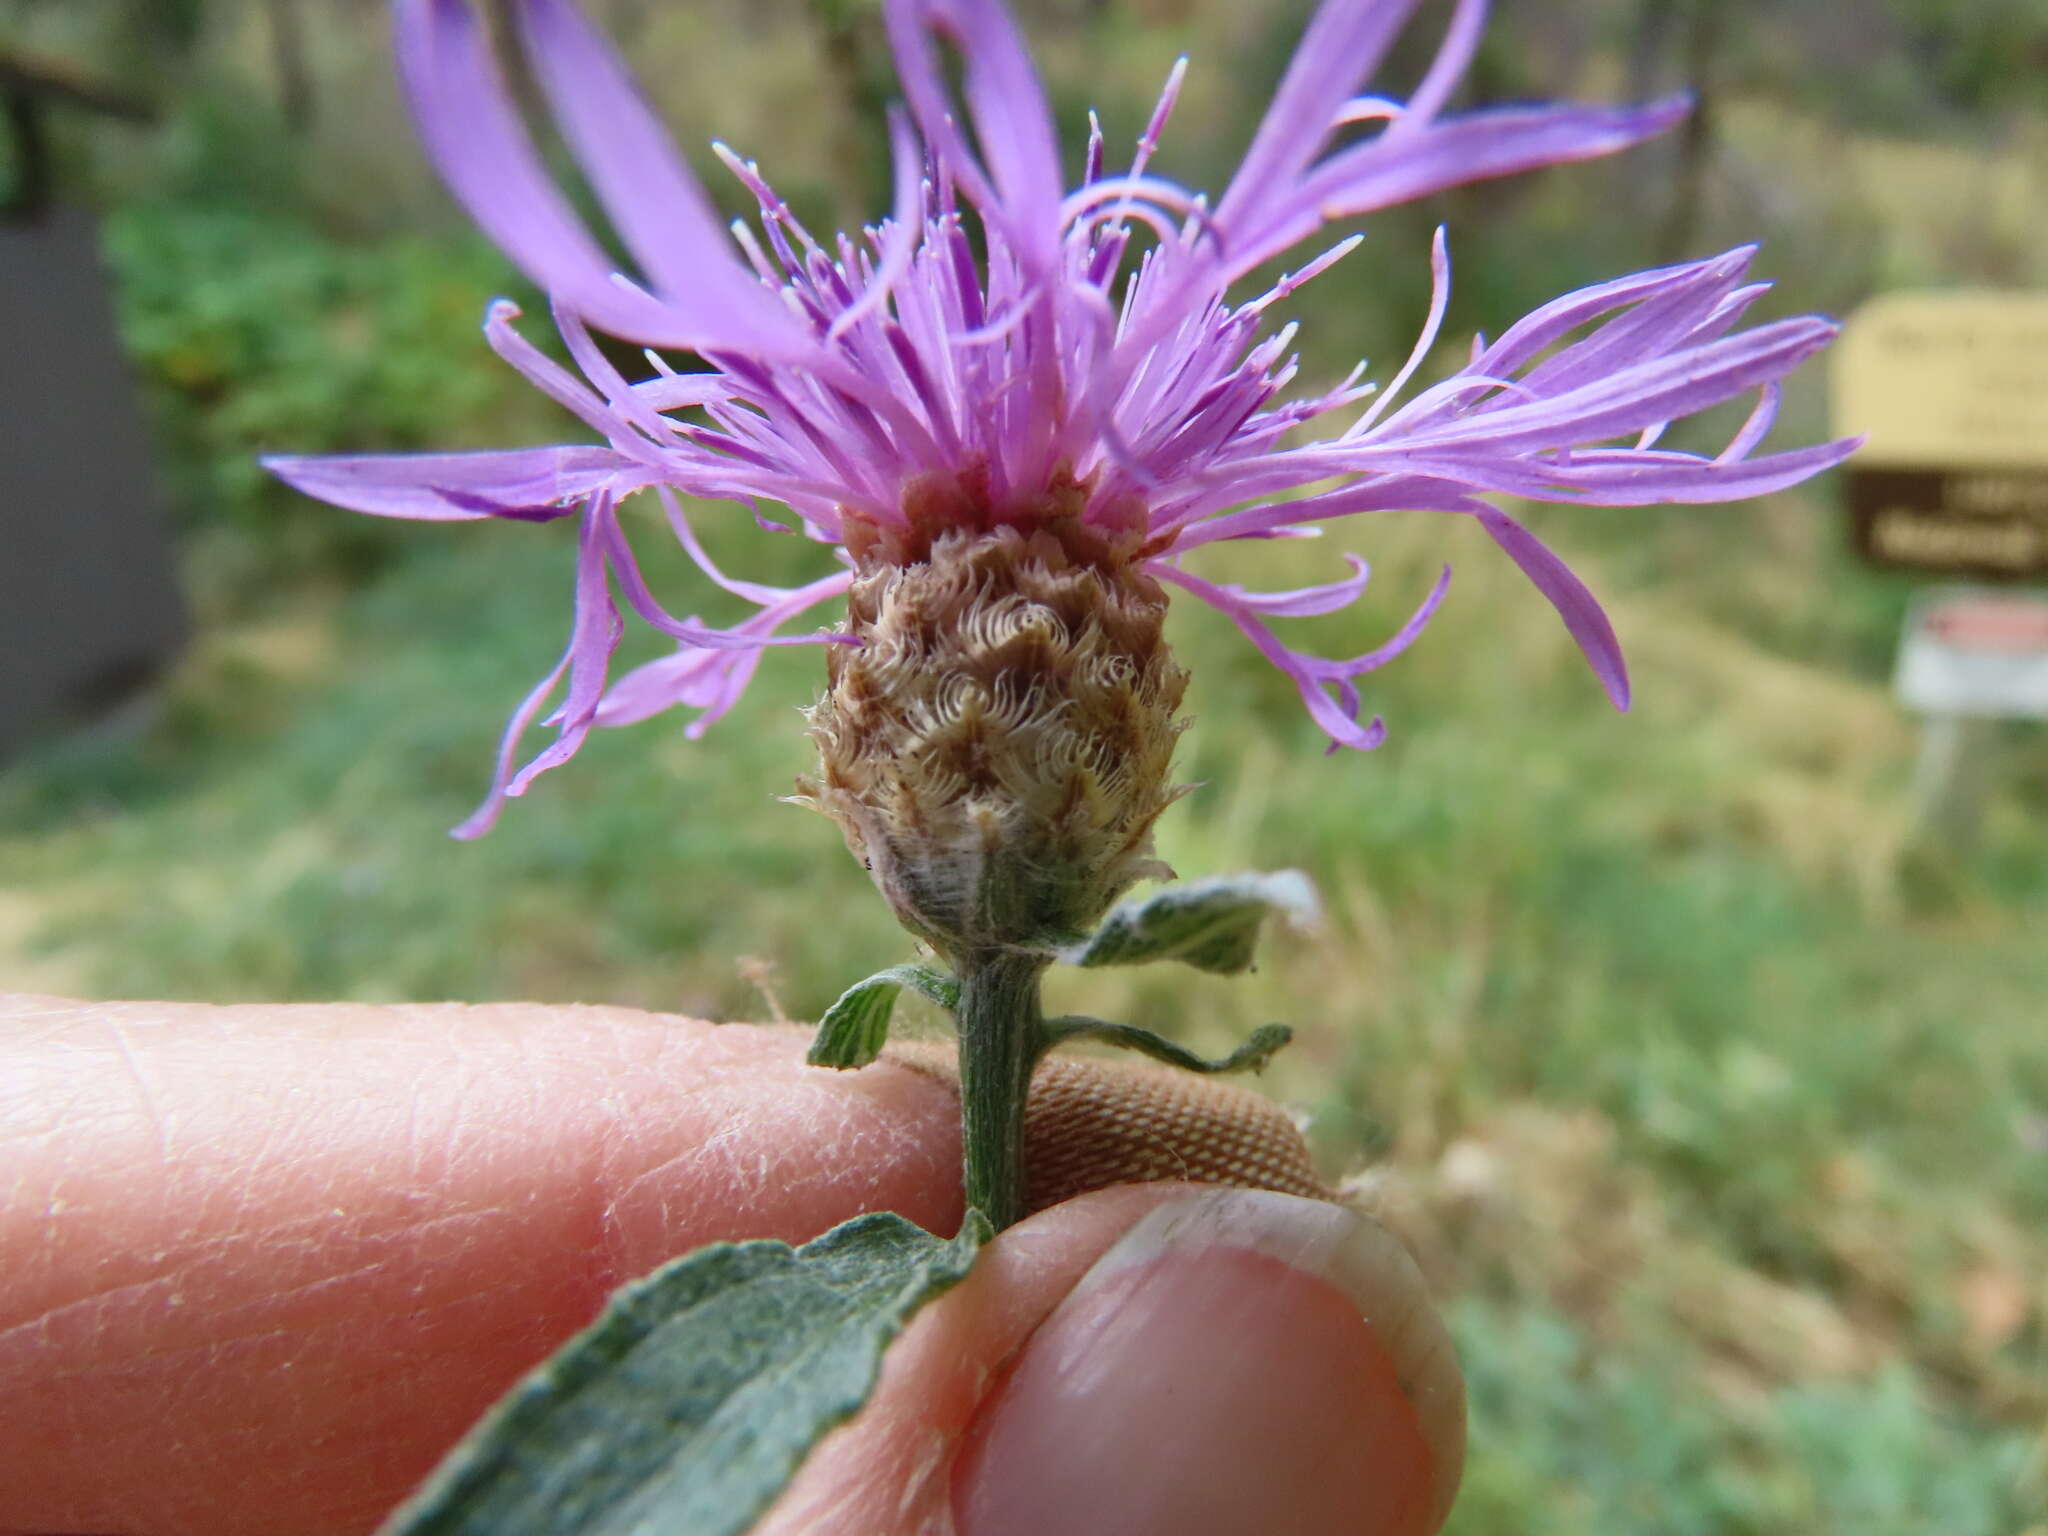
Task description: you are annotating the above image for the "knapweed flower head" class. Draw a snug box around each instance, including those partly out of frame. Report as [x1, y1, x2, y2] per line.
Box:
[268, 0, 1853, 953]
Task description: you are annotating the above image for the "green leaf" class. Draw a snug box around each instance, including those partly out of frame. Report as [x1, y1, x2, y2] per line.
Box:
[806, 963, 959, 1069]
[1058, 870, 1320, 975]
[382, 1212, 988, 1536]
[1043, 1016, 1295, 1074]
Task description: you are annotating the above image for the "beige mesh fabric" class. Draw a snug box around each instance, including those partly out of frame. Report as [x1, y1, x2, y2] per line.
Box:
[890, 1043, 1331, 1215]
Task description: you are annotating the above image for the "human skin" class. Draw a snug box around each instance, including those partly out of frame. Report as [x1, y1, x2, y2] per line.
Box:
[0, 994, 1460, 1536]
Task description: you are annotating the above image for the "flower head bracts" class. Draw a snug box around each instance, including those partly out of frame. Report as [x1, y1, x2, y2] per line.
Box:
[265, 0, 1856, 833]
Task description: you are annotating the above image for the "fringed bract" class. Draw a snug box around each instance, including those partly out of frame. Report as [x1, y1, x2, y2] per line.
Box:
[800, 473, 1188, 957]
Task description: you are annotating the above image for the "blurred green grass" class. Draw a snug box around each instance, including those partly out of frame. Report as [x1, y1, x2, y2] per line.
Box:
[6, 0, 2047, 1528]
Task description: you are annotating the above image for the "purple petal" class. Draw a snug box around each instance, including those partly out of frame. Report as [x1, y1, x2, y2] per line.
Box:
[655, 486, 807, 606]
[599, 510, 851, 651]
[393, 0, 679, 342]
[1201, 553, 1373, 618]
[451, 497, 624, 837]
[1508, 252, 1759, 403]
[828, 108, 926, 340]
[1329, 563, 1453, 678]
[1159, 474, 1493, 551]
[883, 0, 1062, 259]
[1471, 250, 1750, 383]
[1473, 507, 1629, 710]
[481, 301, 635, 443]
[506, 497, 625, 795]
[1514, 439, 1862, 504]
[593, 567, 854, 728]
[1718, 382, 1782, 462]
[1214, 0, 1424, 236]
[1383, 318, 1838, 456]
[451, 644, 574, 840]
[511, 0, 800, 350]
[1386, 0, 1488, 134]
[1155, 559, 1453, 753]
[1345, 226, 1451, 435]
[262, 446, 630, 521]
[1304, 98, 1690, 223]
[552, 301, 683, 446]
[632, 373, 737, 413]
[592, 648, 728, 729]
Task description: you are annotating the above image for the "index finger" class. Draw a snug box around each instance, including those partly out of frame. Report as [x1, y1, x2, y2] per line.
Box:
[0, 994, 966, 1535]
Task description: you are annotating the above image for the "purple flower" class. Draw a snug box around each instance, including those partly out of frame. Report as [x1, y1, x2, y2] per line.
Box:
[266, 0, 1854, 838]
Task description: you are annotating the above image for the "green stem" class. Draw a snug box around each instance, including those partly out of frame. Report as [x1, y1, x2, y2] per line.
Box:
[952, 949, 1049, 1233]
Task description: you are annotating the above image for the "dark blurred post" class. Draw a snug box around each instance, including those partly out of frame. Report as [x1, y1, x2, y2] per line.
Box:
[1626, 0, 1678, 102]
[0, 51, 184, 761]
[265, 0, 316, 136]
[1657, 0, 1727, 262]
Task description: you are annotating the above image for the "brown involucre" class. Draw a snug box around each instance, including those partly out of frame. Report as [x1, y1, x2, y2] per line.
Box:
[801, 476, 1189, 958]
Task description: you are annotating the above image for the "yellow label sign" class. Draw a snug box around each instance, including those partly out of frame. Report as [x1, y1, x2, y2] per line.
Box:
[1831, 292, 2048, 470]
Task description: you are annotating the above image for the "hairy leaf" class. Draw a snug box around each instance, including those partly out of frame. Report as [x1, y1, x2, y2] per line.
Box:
[807, 963, 960, 1069]
[1059, 870, 1320, 974]
[382, 1212, 987, 1536]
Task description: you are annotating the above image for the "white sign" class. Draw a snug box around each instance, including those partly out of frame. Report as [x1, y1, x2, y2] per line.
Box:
[1895, 588, 2048, 719]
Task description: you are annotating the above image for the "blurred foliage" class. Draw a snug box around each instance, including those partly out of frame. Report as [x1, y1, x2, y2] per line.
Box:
[1880, 0, 2048, 114]
[96, 86, 549, 613]
[104, 187, 536, 610]
[5, 0, 2048, 1530]
[1454, 1304, 2042, 1534]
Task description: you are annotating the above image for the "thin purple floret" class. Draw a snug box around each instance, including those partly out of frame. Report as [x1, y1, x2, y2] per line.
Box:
[270, 0, 1856, 833]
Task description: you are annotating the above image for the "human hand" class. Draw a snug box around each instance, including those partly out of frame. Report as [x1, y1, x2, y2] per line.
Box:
[0, 994, 1462, 1536]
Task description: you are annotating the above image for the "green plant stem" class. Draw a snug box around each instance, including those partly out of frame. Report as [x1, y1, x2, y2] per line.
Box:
[952, 948, 1049, 1233]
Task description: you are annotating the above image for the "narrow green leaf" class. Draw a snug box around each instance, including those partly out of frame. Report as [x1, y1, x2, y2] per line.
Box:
[382, 1212, 988, 1536]
[806, 963, 959, 1069]
[1043, 1016, 1295, 1074]
[1058, 870, 1320, 975]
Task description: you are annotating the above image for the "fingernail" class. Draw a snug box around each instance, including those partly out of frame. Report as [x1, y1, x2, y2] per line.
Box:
[953, 1188, 1464, 1536]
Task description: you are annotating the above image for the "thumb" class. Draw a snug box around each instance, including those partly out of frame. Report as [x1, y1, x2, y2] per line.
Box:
[762, 1184, 1465, 1536]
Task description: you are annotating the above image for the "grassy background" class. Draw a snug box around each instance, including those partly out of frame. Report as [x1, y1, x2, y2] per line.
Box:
[4, 0, 2046, 1529]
